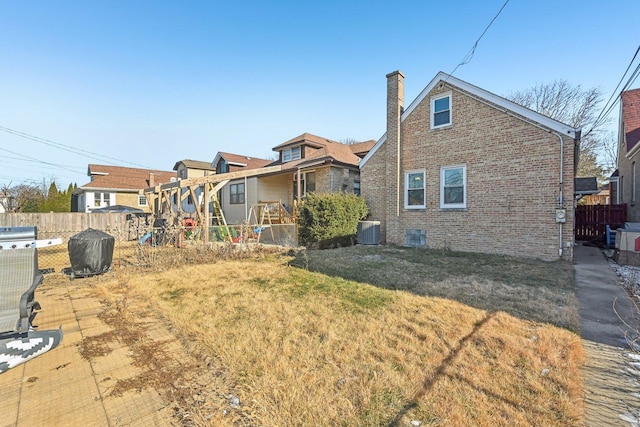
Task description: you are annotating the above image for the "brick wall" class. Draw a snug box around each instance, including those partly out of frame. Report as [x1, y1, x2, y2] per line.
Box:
[617, 138, 640, 221]
[361, 79, 575, 261]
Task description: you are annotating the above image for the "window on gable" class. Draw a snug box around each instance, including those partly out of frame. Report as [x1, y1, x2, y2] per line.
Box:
[217, 159, 228, 174]
[431, 93, 451, 129]
[405, 170, 426, 209]
[230, 183, 245, 204]
[138, 195, 148, 206]
[440, 165, 466, 209]
[283, 146, 302, 163]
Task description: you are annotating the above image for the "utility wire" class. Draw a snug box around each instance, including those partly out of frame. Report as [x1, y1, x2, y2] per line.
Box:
[447, 0, 510, 78]
[0, 125, 152, 168]
[585, 44, 640, 137]
[0, 147, 82, 175]
[0, 154, 85, 170]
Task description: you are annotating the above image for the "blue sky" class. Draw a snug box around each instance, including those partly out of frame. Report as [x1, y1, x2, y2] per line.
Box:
[1, 0, 638, 189]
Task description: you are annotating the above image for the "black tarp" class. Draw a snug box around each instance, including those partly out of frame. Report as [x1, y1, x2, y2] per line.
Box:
[68, 228, 114, 277]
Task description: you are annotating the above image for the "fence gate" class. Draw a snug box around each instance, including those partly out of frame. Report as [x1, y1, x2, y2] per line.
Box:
[575, 204, 627, 241]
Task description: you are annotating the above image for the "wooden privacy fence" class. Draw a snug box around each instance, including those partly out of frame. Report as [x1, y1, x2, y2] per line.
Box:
[0, 212, 132, 241]
[575, 204, 627, 241]
[0, 213, 140, 273]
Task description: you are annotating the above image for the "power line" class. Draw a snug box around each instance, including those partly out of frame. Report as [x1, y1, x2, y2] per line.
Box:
[0, 125, 152, 168]
[585, 44, 640, 137]
[0, 154, 85, 171]
[1, 163, 83, 181]
[447, 0, 511, 78]
[0, 147, 82, 175]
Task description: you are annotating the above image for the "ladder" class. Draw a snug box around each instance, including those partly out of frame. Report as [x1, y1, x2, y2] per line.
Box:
[209, 187, 232, 242]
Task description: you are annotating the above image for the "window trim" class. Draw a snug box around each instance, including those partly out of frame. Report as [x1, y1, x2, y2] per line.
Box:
[430, 93, 452, 129]
[404, 169, 426, 209]
[229, 182, 245, 205]
[138, 195, 148, 206]
[440, 165, 466, 209]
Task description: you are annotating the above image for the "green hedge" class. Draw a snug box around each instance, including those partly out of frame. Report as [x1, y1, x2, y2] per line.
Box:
[297, 193, 369, 249]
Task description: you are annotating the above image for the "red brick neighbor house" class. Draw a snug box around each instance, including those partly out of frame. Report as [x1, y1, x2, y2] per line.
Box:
[359, 71, 581, 261]
[612, 88, 640, 218]
[74, 164, 176, 213]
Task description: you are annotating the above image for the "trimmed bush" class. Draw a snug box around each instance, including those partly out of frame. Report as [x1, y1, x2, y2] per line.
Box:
[297, 193, 369, 248]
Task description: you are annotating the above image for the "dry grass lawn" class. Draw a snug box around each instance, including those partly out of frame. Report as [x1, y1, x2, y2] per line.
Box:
[98, 244, 584, 426]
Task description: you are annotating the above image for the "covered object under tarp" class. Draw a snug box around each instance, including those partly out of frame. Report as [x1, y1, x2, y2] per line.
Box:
[68, 228, 115, 278]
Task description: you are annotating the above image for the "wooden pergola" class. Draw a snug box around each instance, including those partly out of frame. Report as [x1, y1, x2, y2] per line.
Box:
[142, 165, 282, 244]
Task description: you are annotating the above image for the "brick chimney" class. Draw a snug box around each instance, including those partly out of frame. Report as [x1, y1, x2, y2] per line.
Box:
[148, 172, 155, 188]
[386, 71, 404, 223]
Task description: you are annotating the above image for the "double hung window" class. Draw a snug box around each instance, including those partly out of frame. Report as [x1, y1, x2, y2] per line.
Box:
[440, 166, 466, 209]
[230, 183, 245, 204]
[431, 94, 451, 128]
[405, 170, 426, 209]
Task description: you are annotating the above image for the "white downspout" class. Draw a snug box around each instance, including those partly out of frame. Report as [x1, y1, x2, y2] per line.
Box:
[244, 176, 248, 221]
[554, 131, 564, 257]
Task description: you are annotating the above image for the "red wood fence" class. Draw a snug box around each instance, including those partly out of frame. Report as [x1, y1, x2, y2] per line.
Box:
[575, 204, 627, 240]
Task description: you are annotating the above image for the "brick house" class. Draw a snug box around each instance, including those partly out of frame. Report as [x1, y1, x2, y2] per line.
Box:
[213, 134, 374, 224]
[74, 164, 176, 213]
[359, 71, 581, 261]
[612, 88, 640, 218]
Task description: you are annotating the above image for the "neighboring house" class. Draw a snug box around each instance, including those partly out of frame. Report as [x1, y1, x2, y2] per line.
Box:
[613, 88, 640, 219]
[360, 71, 580, 261]
[173, 159, 217, 213]
[74, 164, 176, 213]
[212, 152, 273, 224]
[174, 159, 216, 180]
[575, 177, 600, 204]
[609, 169, 620, 205]
[146, 134, 374, 225]
[217, 134, 374, 224]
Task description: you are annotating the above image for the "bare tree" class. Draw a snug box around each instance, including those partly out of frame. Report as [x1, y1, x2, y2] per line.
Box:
[340, 138, 359, 145]
[506, 80, 611, 182]
[0, 183, 45, 212]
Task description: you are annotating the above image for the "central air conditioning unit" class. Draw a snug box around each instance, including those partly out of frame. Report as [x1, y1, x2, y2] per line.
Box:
[357, 221, 380, 245]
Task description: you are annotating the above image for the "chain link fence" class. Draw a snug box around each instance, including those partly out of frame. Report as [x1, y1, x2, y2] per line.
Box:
[36, 224, 298, 273]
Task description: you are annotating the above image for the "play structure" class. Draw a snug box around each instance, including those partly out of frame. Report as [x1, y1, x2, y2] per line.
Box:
[141, 166, 296, 247]
[0, 226, 63, 374]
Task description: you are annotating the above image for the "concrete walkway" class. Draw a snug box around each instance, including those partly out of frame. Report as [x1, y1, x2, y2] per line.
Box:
[0, 275, 174, 427]
[575, 243, 640, 426]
